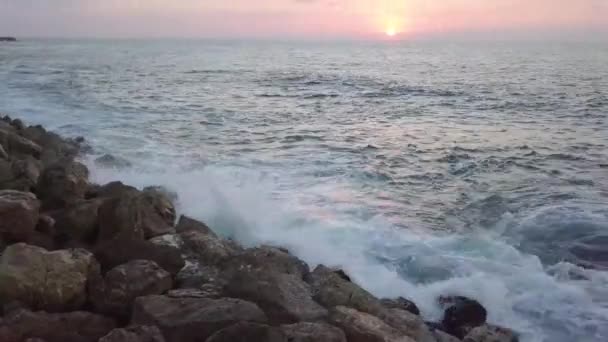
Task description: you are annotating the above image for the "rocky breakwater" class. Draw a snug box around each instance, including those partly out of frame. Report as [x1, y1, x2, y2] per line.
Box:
[0, 115, 519, 342]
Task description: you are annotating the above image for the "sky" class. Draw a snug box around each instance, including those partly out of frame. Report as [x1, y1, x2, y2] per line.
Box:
[1, 0, 607, 40]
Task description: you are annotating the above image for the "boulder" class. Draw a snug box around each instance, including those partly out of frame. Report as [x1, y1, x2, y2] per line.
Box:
[20, 125, 79, 166]
[2, 309, 116, 342]
[205, 322, 286, 342]
[376, 308, 436, 342]
[94, 238, 184, 275]
[329, 306, 414, 342]
[99, 326, 165, 342]
[224, 269, 328, 324]
[463, 324, 518, 342]
[166, 286, 223, 299]
[220, 245, 309, 279]
[0, 243, 99, 311]
[132, 295, 268, 342]
[440, 296, 487, 339]
[95, 154, 132, 169]
[88, 181, 139, 199]
[51, 199, 104, 245]
[305, 265, 384, 315]
[37, 161, 89, 210]
[281, 322, 347, 342]
[0, 143, 7, 159]
[177, 215, 239, 266]
[8, 156, 42, 191]
[381, 297, 421, 316]
[0, 128, 42, 158]
[98, 190, 175, 241]
[0, 190, 40, 242]
[90, 260, 173, 318]
[433, 330, 462, 342]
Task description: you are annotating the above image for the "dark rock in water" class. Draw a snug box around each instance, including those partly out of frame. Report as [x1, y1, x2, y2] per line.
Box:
[94, 238, 184, 275]
[99, 325, 165, 342]
[220, 245, 308, 279]
[37, 161, 89, 210]
[175, 214, 215, 235]
[0, 190, 40, 242]
[0, 243, 99, 312]
[90, 260, 173, 318]
[439, 296, 487, 339]
[205, 322, 287, 342]
[281, 322, 347, 342]
[463, 324, 518, 342]
[381, 297, 420, 316]
[224, 268, 328, 324]
[132, 295, 268, 342]
[0, 37, 17, 42]
[305, 265, 384, 315]
[569, 234, 608, 269]
[88, 181, 139, 199]
[51, 199, 104, 246]
[177, 216, 240, 266]
[328, 306, 408, 342]
[2, 308, 116, 342]
[95, 154, 132, 169]
[21, 125, 80, 167]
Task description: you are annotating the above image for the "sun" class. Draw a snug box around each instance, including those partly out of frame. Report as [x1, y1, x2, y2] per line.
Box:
[385, 28, 397, 37]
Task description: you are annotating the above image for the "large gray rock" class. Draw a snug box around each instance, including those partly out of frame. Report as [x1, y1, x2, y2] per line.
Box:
[0, 143, 8, 159]
[0, 243, 99, 311]
[177, 215, 239, 266]
[375, 308, 436, 342]
[463, 324, 518, 342]
[99, 326, 165, 342]
[90, 260, 173, 317]
[281, 322, 347, 342]
[0, 128, 42, 158]
[0, 190, 40, 242]
[329, 306, 415, 342]
[51, 199, 104, 245]
[94, 238, 184, 275]
[37, 161, 89, 210]
[0, 156, 42, 191]
[305, 265, 384, 315]
[440, 296, 487, 339]
[381, 297, 420, 315]
[205, 322, 286, 342]
[132, 295, 268, 342]
[20, 125, 80, 167]
[2, 309, 116, 342]
[220, 245, 309, 279]
[224, 269, 328, 324]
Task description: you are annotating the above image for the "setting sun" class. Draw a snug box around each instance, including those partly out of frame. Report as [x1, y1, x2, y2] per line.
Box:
[386, 28, 397, 37]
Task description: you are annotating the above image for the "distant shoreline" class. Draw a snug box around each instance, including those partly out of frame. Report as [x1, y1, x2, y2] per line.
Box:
[0, 37, 17, 42]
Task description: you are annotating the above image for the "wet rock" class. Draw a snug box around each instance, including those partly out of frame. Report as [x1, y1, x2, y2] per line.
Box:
[381, 297, 420, 315]
[10, 156, 42, 189]
[329, 306, 414, 342]
[0, 243, 99, 311]
[205, 322, 286, 342]
[434, 329, 463, 342]
[281, 322, 347, 342]
[98, 189, 175, 241]
[99, 325, 165, 342]
[3, 308, 116, 342]
[463, 324, 518, 342]
[37, 161, 89, 210]
[94, 238, 184, 275]
[376, 308, 436, 342]
[177, 215, 239, 266]
[440, 296, 487, 339]
[0, 143, 8, 159]
[51, 199, 104, 245]
[95, 154, 132, 169]
[305, 265, 384, 315]
[20, 125, 79, 166]
[176, 262, 222, 289]
[132, 295, 268, 342]
[89, 181, 139, 199]
[0, 128, 42, 158]
[90, 260, 173, 318]
[166, 285, 223, 299]
[0, 190, 40, 242]
[224, 269, 328, 324]
[220, 245, 309, 279]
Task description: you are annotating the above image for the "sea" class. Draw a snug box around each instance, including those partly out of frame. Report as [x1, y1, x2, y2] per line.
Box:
[1, 39, 607, 342]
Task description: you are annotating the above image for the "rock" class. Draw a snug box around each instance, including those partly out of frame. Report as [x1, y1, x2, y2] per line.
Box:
[20, 125, 79, 167]
[51, 199, 104, 245]
[3, 309, 116, 342]
[176, 215, 239, 265]
[0, 128, 42, 158]
[281, 322, 347, 342]
[305, 265, 384, 315]
[89, 181, 139, 199]
[166, 286, 223, 299]
[463, 324, 518, 342]
[175, 215, 216, 235]
[376, 308, 436, 342]
[90, 260, 173, 318]
[440, 296, 487, 339]
[37, 161, 89, 210]
[205, 322, 286, 342]
[176, 261, 222, 289]
[433, 329, 462, 342]
[381, 297, 421, 315]
[0, 143, 8, 159]
[99, 326, 165, 342]
[132, 295, 268, 342]
[98, 190, 175, 241]
[0, 190, 40, 242]
[95, 154, 132, 169]
[0, 243, 99, 311]
[220, 245, 309, 279]
[329, 306, 414, 342]
[94, 238, 184, 275]
[224, 269, 328, 324]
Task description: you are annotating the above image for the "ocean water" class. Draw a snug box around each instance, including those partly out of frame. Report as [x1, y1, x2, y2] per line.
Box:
[1, 39, 607, 341]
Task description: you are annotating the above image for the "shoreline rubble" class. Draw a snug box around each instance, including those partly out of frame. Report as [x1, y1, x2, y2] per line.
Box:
[0, 115, 518, 342]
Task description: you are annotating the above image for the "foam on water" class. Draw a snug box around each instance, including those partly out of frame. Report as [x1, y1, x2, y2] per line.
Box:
[86, 157, 608, 342]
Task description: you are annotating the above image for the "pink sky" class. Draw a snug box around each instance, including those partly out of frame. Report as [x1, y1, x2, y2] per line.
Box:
[1, 0, 607, 39]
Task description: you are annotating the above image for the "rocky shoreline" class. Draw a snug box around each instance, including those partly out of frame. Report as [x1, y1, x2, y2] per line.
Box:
[0, 115, 518, 342]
